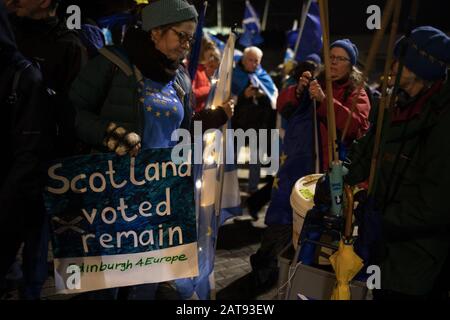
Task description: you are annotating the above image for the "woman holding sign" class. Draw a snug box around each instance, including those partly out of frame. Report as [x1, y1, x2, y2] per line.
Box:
[69, 0, 232, 300]
[71, 0, 233, 157]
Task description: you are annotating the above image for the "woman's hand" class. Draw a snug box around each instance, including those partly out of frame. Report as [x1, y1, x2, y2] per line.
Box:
[104, 122, 142, 157]
[296, 71, 313, 97]
[221, 99, 234, 119]
[309, 80, 326, 103]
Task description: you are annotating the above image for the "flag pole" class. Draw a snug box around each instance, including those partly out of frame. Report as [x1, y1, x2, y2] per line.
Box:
[340, 0, 396, 143]
[318, 0, 337, 162]
[313, 100, 320, 173]
[293, 0, 313, 59]
[214, 32, 236, 219]
[262, 0, 271, 31]
[368, 0, 402, 194]
[210, 30, 237, 300]
[217, 0, 223, 33]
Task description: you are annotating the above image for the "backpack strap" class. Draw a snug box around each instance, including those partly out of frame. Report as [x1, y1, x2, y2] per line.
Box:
[98, 47, 134, 78]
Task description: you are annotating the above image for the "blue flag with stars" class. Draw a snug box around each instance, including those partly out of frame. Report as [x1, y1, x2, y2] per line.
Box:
[287, 0, 322, 62]
[264, 96, 316, 226]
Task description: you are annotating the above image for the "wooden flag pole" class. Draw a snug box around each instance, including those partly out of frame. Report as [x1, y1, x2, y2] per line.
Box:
[262, 0, 271, 31]
[340, 0, 396, 143]
[368, 0, 402, 194]
[318, 0, 338, 162]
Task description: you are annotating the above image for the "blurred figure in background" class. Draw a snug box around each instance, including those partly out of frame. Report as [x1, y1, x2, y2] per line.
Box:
[231, 46, 278, 195]
[192, 36, 221, 112]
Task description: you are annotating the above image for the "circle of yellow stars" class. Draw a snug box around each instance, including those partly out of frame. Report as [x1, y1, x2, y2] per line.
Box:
[139, 97, 178, 118]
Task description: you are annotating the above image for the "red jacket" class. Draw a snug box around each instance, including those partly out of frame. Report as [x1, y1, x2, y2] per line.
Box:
[192, 64, 211, 113]
[277, 80, 371, 171]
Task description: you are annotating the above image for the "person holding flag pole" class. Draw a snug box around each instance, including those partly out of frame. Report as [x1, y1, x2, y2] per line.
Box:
[282, 1, 371, 290]
[343, 0, 450, 299]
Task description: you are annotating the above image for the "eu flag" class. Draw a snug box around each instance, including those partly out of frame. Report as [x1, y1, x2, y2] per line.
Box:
[287, 0, 322, 62]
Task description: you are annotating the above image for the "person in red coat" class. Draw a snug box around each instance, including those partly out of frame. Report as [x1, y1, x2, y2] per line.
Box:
[216, 40, 371, 300]
[278, 39, 371, 170]
[192, 38, 220, 112]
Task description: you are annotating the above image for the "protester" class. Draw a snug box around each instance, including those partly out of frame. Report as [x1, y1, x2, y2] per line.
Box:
[0, 0, 52, 299]
[231, 46, 278, 195]
[246, 54, 322, 220]
[4, 0, 88, 299]
[8, 0, 88, 157]
[345, 26, 450, 300]
[70, 0, 232, 299]
[219, 39, 371, 299]
[192, 37, 221, 112]
[260, 39, 370, 289]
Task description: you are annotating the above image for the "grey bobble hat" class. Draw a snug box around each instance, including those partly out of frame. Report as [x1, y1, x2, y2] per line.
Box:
[141, 0, 198, 32]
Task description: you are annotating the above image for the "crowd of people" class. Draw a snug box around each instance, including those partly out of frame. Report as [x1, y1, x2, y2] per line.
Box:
[1, 0, 449, 301]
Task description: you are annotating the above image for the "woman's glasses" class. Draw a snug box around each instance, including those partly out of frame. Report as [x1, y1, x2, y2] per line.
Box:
[329, 55, 350, 63]
[170, 28, 195, 46]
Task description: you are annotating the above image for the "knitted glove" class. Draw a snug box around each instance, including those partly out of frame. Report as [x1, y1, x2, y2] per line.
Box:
[104, 122, 141, 156]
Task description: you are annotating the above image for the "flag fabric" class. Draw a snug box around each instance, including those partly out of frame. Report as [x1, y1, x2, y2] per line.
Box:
[96, 12, 135, 45]
[249, 73, 278, 109]
[264, 95, 316, 226]
[239, 1, 264, 47]
[175, 33, 242, 300]
[287, 0, 322, 62]
[188, 1, 207, 80]
[231, 64, 278, 109]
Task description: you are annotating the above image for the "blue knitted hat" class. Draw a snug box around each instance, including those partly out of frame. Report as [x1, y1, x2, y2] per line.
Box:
[394, 26, 450, 81]
[330, 39, 359, 65]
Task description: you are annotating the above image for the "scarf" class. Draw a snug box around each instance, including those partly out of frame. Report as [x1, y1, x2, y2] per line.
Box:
[122, 26, 180, 84]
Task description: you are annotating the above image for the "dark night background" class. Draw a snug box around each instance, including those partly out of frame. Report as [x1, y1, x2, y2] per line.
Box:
[194, 0, 450, 74]
[59, 0, 450, 75]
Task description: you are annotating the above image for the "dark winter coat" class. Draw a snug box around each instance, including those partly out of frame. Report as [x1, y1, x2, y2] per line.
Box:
[10, 15, 88, 156]
[0, 3, 52, 276]
[346, 80, 450, 295]
[70, 46, 228, 151]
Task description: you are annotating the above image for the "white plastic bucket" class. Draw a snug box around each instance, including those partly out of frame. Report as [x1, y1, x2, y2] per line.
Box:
[290, 174, 323, 249]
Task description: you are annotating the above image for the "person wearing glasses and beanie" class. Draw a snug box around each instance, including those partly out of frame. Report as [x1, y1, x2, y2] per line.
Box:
[70, 0, 232, 299]
[296, 39, 372, 170]
[71, 0, 232, 158]
[218, 40, 371, 299]
[345, 26, 450, 300]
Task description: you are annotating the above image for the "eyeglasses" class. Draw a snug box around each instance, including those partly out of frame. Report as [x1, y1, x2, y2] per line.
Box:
[169, 28, 195, 46]
[330, 55, 350, 63]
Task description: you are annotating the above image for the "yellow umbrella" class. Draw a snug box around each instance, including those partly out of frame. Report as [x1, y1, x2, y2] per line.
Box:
[329, 239, 364, 300]
[329, 185, 364, 300]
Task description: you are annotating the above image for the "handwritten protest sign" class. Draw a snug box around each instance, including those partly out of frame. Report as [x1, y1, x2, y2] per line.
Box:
[43, 148, 198, 294]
